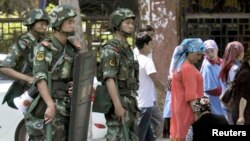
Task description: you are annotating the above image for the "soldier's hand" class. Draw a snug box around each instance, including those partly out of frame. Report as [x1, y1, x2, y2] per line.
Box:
[68, 81, 73, 96]
[44, 103, 56, 124]
[27, 76, 35, 85]
[114, 105, 125, 120]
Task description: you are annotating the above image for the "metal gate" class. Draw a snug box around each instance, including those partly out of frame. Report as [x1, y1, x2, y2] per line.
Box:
[0, 17, 112, 52]
[181, 0, 250, 57]
[0, 18, 25, 53]
[83, 16, 110, 51]
[184, 14, 250, 57]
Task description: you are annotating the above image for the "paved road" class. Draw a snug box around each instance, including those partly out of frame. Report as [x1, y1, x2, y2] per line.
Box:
[92, 137, 170, 141]
[157, 137, 170, 141]
[157, 137, 171, 141]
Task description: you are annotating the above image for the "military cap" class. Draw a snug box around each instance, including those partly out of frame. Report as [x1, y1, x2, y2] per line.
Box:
[109, 8, 135, 30]
[23, 9, 50, 26]
[49, 4, 77, 28]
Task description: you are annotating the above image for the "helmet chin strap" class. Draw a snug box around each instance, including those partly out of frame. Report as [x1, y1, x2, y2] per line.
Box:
[30, 30, 45, 40]
[61, 30, 75, 37]
[118, 28, 132, 37]
[57, 29, 75, 37]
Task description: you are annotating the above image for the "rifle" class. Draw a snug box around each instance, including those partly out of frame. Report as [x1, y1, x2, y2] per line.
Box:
[46, 72, 52, 141]
[122, 117, 129, 141]
[45, 45, 65, 141]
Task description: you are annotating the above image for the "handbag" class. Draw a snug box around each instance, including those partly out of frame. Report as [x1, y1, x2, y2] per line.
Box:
[92, 85, 112, 114]
[219, 81, 235, 111]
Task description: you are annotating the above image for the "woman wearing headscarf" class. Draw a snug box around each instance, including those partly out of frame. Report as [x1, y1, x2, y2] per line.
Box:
[234, 47, 250, 125]
[163, 45, 181, 138]
[200, 40, 224, 115]
[170, 38, 205, 141]
[219, 41, 244, 124]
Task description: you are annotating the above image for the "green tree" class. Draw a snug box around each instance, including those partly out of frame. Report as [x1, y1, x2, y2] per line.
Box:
[0, 0, 40, 16]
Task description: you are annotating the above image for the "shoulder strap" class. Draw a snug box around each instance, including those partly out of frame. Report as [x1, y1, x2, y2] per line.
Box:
[104, 39, 120, 53]
[104, 39, 129, 57]
[48, 36, 62, 50]
[16, 39, 33, 71]
[45, 36, 66, 73]
[51, 48, 66, 73]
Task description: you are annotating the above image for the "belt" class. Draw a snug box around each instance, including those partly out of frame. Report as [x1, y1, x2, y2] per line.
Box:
[52, 81, 68, 98]
[52, 81, 68, 91]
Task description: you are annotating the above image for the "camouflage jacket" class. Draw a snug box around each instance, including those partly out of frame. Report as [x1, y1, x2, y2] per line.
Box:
[99, 38, 139, 95]
[33, 35, 78, 83]
[1, 32, 38, 74]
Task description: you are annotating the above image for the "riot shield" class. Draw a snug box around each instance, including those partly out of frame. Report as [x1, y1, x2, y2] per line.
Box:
[68, 50, 96, 141]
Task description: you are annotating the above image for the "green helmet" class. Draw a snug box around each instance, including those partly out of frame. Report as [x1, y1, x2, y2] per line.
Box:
[23, 9, 50, 26]
[50, 4, 77, 28]
[109, 8, 135, 30]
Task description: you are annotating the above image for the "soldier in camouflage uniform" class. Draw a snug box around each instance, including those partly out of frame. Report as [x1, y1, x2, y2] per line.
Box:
[0, 9, 49, 85]
[29, 4, 79, 140]
[0, 8, 49, 141]
[0, 9, 49, 114]
[98, 8, 139, 141]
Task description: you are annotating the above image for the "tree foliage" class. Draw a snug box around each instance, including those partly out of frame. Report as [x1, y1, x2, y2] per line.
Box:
[0, 0, 140, 17]
[0, 0, 39, 17]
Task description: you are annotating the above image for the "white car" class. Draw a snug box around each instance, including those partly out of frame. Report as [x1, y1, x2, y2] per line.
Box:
[0, 54, 107, 141]
[0, 79, 27, 141]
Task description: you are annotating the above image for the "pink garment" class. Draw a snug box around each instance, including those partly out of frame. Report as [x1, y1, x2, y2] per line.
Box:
[170, 61, 204, 140]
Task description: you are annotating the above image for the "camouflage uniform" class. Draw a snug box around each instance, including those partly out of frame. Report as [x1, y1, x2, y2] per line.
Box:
[26, 4, 78, 141]
[1, 8, 50, 74]
[0, 9, 49, 111]
[1, 32, 39, 73]
[99, 8, 139, 141]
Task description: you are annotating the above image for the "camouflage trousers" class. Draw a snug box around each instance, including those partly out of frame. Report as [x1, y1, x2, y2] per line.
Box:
[24, 97, 70, 141]
[105, 95, 139, 141]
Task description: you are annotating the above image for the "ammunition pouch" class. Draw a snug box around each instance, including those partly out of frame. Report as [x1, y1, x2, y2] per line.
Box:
[51, 81, 68, 99]
[31, 96, 46, 118]
[118, 78, 139, 91]
[92, 85, 112, 114]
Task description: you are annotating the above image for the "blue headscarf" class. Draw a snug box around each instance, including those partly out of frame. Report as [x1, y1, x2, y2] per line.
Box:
[171, 38, 205, 72]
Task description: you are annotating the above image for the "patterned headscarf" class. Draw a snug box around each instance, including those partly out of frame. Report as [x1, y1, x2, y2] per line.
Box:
[192, 96, 211, 113]
[171, 38, 205, 72]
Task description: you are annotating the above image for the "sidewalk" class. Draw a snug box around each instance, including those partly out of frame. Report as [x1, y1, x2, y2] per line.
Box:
[157, 137, 170, 141]
[155, 132, 171, 141]
[92, 137, 170, 141]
